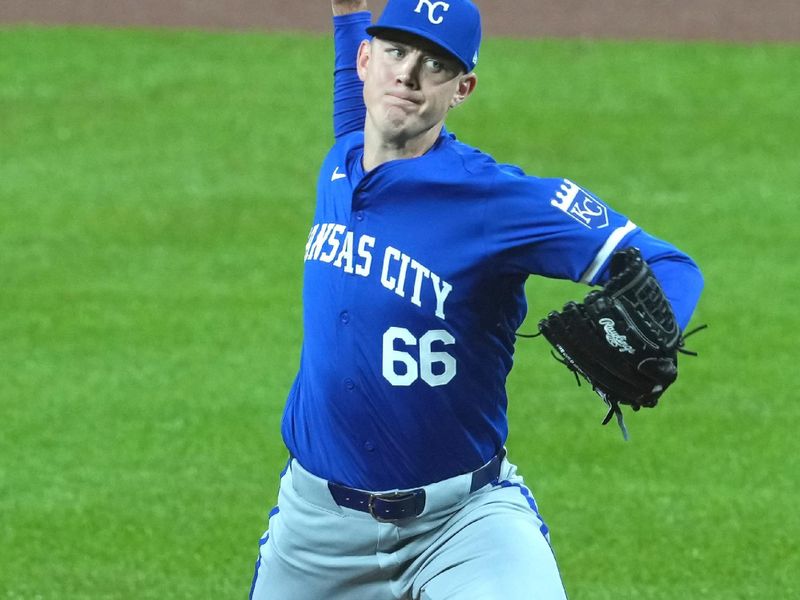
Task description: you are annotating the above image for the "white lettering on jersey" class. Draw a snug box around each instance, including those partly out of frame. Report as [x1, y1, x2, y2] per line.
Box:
[550, 179, 610, 230]
[319, 224, 346, 263]
[304, 224, 320, 260]
[394, 253, 412, 298]
[381, 247, 452, 320]
[306, 225, 452, 320]
[356, 234, 375, 276]
[381, 246, 402, 290]
[306, 223, 335, 260]
[429, 273, 452, 320]
[382, 327, 456, 387]
[409, 259, 430, 308]
[306, 224, 374, 277]
[332, 230, 355, 273]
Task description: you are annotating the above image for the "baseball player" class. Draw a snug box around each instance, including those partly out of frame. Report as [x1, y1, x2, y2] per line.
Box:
[249, 0, 704, 598]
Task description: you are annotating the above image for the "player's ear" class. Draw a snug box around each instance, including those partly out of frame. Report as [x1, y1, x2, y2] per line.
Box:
[356, 39, 372, 82]
[449, 72, 478, 109]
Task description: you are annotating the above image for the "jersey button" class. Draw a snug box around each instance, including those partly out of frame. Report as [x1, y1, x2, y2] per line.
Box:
[344, 378, 355, 391]
[363, 440, 375, 452]
[340, 311, 350, 324]
[355, 211, 364, 221]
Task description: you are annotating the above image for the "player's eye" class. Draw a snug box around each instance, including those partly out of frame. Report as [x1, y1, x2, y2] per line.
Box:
[386, 47, 405, 59]
[424, 58, 444, 73]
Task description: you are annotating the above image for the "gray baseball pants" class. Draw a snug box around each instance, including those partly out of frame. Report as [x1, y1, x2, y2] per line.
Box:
[249, 455, 567, 599]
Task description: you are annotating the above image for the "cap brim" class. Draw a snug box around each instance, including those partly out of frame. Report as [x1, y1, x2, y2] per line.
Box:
[365, 25, 471, 72]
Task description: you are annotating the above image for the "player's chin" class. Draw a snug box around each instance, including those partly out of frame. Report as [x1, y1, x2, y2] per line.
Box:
[381, 110, 416, 134]
[383, 103, 416, 122]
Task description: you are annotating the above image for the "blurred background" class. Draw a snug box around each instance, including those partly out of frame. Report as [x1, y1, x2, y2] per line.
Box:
[2, 0, 800, 40]
[1, 1, 798, 598]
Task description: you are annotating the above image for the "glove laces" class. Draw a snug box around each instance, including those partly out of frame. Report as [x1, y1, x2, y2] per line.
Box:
[519, 324, 708, 441]
[603, 323, 708, 440]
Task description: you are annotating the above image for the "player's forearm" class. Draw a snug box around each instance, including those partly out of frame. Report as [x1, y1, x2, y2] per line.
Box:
[647, 255, 704, 331]
[332, 11, 370, 138]
[332, 0, 368, 16]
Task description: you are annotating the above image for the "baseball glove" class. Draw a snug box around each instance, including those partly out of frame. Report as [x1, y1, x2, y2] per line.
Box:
[537, 247, 694, 438]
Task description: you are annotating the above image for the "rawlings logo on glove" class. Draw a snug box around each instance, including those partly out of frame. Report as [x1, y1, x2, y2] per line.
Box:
[598, 318, 635, 354]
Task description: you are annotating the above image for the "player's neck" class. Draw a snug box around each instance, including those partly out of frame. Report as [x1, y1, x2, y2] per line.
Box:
[362, 123, 443, 172]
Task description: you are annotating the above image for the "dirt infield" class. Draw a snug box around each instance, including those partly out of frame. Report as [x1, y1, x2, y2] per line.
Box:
[1, 0, 798, 42]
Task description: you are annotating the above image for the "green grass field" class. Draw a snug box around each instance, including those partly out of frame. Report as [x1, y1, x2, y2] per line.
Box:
[1, 26, 798, 598]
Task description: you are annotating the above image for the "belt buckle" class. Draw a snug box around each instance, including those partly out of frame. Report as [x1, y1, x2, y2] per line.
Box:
[367, 491, 408, 523]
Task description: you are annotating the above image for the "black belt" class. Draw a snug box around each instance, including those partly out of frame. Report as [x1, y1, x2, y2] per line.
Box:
[327, 449, 506, 523]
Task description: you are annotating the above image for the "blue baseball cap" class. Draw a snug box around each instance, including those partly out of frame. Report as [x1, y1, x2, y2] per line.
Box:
[366, 0, 482, 73]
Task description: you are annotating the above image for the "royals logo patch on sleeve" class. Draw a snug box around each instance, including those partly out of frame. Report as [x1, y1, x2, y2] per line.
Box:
[550, 179, 610, 230]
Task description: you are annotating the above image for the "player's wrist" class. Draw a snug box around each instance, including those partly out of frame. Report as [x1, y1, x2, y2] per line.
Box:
[332, 0, 368, 16]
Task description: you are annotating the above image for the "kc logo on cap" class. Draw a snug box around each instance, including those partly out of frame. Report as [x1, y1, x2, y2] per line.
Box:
[415, 0, 450, 25]
[367, 0, 482, 72]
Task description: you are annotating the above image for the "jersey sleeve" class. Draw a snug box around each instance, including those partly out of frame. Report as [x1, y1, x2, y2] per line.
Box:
[485, 173, 636, 282]
[484, 172, 703, 329]
[333, 12, 371, 139]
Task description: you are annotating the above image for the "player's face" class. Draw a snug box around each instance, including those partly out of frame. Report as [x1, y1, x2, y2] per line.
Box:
[357, 33, 477, 146]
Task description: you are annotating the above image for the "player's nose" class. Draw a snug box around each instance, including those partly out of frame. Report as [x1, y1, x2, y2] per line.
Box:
[395, 58, 421, 89]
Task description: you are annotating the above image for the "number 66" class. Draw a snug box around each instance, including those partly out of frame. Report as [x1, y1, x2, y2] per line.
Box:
[382, 327, 457, 387]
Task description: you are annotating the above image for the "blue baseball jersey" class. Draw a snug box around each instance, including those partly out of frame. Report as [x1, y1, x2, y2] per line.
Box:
[279, 13, 703, 491]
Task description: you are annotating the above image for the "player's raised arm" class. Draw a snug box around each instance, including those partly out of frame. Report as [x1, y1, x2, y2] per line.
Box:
[331, 0, 370, 138]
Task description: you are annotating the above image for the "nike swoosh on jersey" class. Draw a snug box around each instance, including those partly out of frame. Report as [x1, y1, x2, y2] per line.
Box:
[331, 167, 347, 182]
